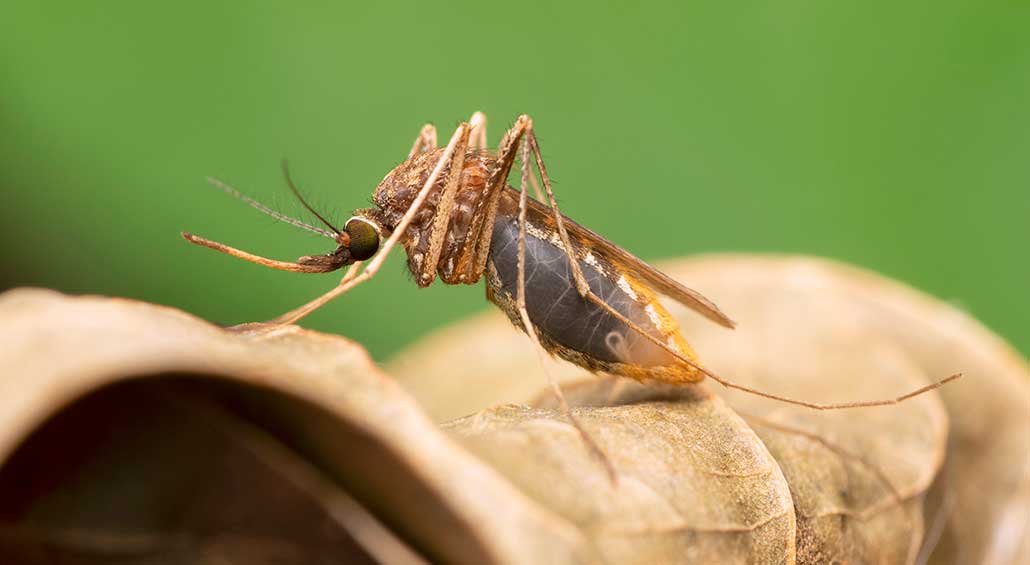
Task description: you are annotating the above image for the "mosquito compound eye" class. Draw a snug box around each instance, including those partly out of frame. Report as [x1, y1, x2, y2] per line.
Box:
[345, 218, 380, 261]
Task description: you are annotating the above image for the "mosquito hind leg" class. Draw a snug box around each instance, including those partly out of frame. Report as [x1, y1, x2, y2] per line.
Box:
[513, 134, 618, 484]
[469, 111, 487, 150]
[270, 122, 472, 325]
[411, 109, 483, 156]
[408, 123, 438, 159]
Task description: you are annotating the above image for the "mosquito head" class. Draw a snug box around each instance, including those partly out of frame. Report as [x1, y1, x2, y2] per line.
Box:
[285, 215, 382, 271]
[330, 215, 382, 264]
[184, 173, 389, 273]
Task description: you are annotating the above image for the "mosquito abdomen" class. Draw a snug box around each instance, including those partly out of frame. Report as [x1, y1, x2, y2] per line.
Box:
[485, 213, 704, 384]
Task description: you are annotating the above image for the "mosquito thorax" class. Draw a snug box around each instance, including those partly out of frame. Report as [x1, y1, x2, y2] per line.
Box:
[368, 148, 499, 287]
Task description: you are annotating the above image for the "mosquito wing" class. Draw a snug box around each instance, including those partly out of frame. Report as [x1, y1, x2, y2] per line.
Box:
[523, 194, 736, 329]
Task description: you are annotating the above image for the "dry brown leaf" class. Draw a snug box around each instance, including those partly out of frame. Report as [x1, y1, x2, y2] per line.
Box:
[658, 256, 1030, 565]
[390, 254, 1030, 564]
[0, 288, 590, 564]
[446, 386, 796, 563]
[2, 254, 1027, 564]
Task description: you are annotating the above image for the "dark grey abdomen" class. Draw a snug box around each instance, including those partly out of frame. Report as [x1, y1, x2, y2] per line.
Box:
[486, 216, 676, 368]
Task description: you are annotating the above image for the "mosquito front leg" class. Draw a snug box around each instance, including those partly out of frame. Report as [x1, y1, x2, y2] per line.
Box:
[408, 111, 481, 282]
[270, 122, 471, 325]
[267, 261, 364, 325]
[513, 137, 618, 484]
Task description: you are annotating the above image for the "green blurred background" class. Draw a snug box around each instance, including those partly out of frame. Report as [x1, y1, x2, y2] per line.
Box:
[3, 2, 1027, 360]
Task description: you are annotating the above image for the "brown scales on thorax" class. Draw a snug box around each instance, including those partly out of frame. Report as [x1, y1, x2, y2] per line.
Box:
[367, 149, 500, 286]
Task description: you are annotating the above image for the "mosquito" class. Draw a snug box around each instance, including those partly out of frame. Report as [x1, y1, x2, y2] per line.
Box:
[183, 112, 960, 480]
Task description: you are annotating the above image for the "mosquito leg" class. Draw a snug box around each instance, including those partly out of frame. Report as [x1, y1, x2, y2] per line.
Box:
[418, 124, 471, 283]
[521, 127, 962, 409]
[582, 286, 960, 409]
[523, 129, 592, 298]
[270, 122, 471, 325]
[526, 169, 546, 202]
[514, 136, 618, 484]
[408, 123, 438, 159]
[469, 111, 487, 150]
[567, 276, 962, 409]
[441, 115, 530, 284]
[466, 115, 532, 281]
[268, 260, 363, 324]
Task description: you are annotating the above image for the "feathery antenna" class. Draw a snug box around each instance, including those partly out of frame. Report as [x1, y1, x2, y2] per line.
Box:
[281, 159, 340, 234]
[205, 176, 338, 239]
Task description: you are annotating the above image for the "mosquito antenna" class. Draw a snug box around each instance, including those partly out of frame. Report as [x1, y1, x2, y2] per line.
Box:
[205, 176, 338, 240]
[281, 159, 340, 235]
